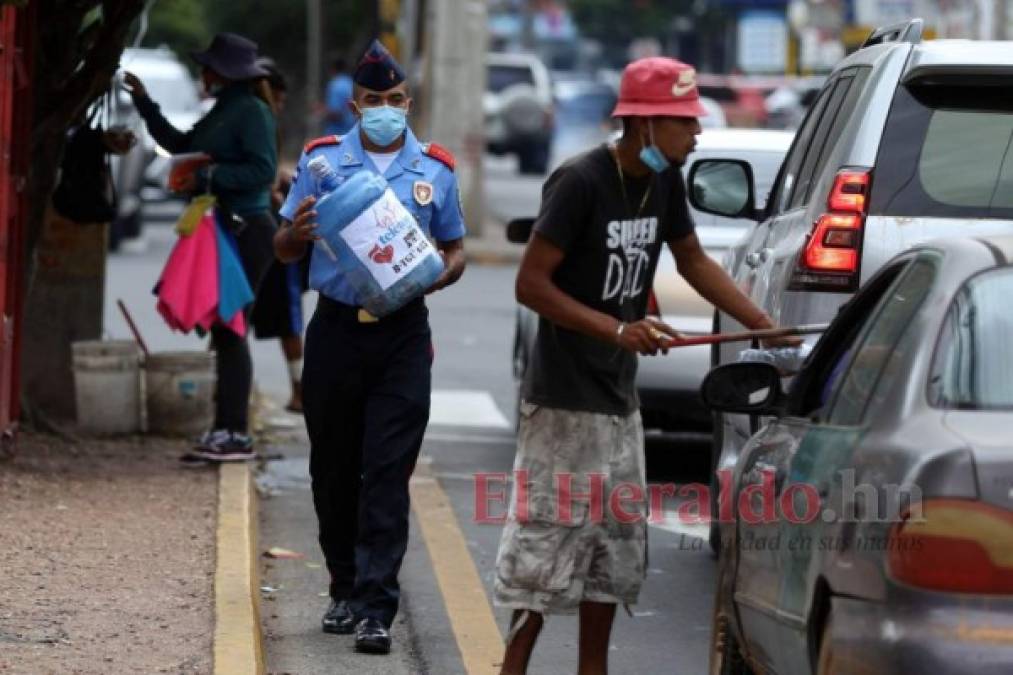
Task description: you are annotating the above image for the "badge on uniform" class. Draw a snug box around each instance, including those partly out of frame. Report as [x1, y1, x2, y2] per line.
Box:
[413, 181, 434, 206]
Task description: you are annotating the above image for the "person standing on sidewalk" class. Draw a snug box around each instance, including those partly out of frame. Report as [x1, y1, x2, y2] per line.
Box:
[493, 57, 795, 675]
[274, 39, 466, 655]
[125, 33, 277, 462]
[250, 57, 310, 413]
[322, 57, 356, 136]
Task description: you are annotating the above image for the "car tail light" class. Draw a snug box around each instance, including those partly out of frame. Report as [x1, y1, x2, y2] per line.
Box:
[646, 289, 660, 317]
[887, 499, 1013, 594]
[790, 168, 871, 292]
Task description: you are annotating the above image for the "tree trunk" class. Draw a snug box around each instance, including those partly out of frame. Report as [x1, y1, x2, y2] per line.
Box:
[22, 0, 145, 424]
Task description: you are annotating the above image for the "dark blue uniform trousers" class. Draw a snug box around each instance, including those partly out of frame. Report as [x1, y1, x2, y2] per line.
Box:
[302, 295, 432, 628]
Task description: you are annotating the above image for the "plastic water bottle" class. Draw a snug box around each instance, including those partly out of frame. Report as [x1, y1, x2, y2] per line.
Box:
[304, 156, 445, 317]
[738, 343, 813, 375]
[305, 157, 340, 261]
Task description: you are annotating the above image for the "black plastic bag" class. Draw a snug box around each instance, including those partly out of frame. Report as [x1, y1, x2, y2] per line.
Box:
[52, 123, 117, 224]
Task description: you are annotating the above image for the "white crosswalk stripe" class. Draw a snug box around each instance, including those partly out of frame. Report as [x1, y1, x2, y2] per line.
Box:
[429, 389, 511, 429]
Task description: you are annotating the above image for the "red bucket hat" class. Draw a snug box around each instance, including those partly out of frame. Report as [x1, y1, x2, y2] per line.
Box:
[611, 57, 707, 118]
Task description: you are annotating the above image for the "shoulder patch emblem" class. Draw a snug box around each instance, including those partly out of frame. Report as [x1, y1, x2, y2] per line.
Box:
[423, 142, 455, 171]
[303, 134, 343, 154]
[413, 180, 434, 206]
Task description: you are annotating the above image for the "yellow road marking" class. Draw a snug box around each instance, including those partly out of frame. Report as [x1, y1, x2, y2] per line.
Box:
[214, 463, 265, 674]
[411, 461, 503, 674]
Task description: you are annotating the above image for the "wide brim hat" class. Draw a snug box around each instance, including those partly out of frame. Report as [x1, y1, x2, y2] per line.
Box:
[611, 57, 708, 118]
[191, 32, 268, 81]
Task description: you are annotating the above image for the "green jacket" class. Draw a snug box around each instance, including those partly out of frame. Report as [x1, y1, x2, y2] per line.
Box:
[136, 82, 277, 218]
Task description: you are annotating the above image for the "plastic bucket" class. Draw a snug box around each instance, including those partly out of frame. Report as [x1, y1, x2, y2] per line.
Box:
[144, 351, 215, 436]
[72, 340, 142, 434]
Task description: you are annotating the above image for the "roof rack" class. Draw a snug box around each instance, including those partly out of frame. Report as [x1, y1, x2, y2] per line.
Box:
[861, 18, 924, 49]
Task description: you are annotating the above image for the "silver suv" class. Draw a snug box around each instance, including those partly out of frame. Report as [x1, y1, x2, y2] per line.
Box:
[484, 52, 554, 174]
[688, 19, 1013, 546]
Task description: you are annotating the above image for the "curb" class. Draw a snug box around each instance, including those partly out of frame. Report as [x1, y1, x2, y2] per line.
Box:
[213, 462, 265, 674]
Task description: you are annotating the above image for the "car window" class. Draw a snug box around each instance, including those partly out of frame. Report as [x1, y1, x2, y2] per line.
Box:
[789, 67, 870, 209]
[788, 77, 852, 209]
[768, 82, 833, 215]
[827, 256, 938, 425]
[929, 266, 1013, 410]
[786, 258, 911, 418]
[697, 85, 736, 103]
[488, 65, 534, 93]
[871, 79, 1013, 217]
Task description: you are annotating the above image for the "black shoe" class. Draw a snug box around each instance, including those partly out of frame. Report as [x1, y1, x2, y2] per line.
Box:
[322, 599, 355, 635]
[354, 617, 391, 654]
[195, 432, 255, 462]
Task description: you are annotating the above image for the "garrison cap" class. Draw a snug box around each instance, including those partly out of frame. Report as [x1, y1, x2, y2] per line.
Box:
[353, 39, 405, 91]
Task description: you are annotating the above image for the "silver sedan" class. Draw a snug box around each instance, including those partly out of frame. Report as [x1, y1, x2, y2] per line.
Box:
[702, 235, 1013, 674]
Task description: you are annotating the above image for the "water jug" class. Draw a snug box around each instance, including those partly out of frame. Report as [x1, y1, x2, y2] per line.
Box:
[307, 156, 445, 317]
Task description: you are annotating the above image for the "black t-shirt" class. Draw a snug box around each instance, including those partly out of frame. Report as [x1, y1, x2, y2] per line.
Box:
[521, 144, 696, 415]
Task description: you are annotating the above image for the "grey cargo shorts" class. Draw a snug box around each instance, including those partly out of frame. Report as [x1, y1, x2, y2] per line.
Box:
[493, 401, 647, 615]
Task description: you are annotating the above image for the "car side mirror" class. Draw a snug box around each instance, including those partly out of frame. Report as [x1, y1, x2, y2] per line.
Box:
[687, 159, 759, 220]
[700, 362, 784, 415]
[506, 218, 534, 244]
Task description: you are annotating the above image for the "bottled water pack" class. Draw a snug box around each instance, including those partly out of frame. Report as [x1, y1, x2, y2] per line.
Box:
[307, 156, 445, 317]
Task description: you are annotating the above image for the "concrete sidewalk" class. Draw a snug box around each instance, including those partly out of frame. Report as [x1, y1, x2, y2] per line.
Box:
[256, 437, 426, 674]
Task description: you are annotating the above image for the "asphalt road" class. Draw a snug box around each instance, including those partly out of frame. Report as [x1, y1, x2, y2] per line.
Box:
[105, 140, 718, 673]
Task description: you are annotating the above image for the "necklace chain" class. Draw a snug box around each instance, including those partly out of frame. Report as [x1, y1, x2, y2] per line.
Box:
[612, 144, 653, 219]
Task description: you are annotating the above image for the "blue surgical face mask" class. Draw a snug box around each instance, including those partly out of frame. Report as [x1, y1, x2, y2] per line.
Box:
[639, 120, 671, 173]
[360, 105, 408, 147]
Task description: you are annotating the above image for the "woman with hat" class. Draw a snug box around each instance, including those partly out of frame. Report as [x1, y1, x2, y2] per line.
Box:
[123, 32, 278, 461]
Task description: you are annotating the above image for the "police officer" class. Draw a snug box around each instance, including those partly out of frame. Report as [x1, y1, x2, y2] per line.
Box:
[274, 40, 466, 655]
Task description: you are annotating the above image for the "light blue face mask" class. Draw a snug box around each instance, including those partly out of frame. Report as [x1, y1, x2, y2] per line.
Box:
[639, 120, 671, 173]
[360, 105, 408, 147]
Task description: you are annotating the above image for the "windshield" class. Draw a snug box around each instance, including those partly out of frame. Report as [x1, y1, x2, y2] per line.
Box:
[487, 64, 535, 93]
[871, 79, 1013, 218]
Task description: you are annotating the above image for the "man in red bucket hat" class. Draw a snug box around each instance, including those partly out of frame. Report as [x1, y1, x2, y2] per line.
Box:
[493, 57, 794, 674]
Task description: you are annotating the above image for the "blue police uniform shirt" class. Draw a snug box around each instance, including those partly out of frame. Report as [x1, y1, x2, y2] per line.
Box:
[279, 124, 467, 306]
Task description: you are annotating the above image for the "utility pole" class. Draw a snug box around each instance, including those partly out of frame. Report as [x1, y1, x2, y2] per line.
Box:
[305, 0, 322, 138]
[425, 0, 487, 236]
[997, 0, 1008, 39]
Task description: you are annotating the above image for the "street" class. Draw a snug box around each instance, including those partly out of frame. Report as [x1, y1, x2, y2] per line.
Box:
[103, 149, 717, 674]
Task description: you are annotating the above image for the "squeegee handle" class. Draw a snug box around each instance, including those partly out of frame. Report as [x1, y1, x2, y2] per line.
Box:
[666, 323, 829, 348]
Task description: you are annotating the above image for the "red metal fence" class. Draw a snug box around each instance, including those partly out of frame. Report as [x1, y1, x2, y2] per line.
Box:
[0, 4, 33, 444]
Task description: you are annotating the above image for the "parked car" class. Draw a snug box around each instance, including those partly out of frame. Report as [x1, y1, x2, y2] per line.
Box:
[109, 47, 202, 248]
[509, 128, 793, 440]
[485, 52, 554, 174]
[695, 73, 781, 128]
[704, 234, 1013, 674]
[690, 19, 1013, 545]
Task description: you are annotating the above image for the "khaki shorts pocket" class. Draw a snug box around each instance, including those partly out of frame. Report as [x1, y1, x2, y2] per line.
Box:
[497, 518, 585, 592]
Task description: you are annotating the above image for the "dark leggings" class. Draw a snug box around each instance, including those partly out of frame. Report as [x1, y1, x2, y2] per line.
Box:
[211, 211, 276, 433]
